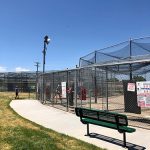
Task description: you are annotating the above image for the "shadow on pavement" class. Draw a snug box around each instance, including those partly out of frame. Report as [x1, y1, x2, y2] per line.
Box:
[88, 133, 146, 150]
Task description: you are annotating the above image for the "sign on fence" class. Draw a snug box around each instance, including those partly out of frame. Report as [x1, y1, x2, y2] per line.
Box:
[136, 81, 150, 107]
[127, 83, 135, 92]
[61, 82, 66, 98]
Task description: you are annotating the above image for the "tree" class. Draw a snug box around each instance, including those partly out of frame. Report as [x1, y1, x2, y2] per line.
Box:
[133, 75, 146, 81]
[108, 77, 119, 82]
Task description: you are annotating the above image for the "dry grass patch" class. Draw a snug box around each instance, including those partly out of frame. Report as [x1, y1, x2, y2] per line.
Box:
[0, 92, 106, 150]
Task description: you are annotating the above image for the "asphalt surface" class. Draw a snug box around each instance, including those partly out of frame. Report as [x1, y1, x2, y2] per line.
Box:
[10, 100, 149, 150]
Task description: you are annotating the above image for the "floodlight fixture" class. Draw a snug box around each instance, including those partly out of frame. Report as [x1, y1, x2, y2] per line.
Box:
[44, 35, 50, 45]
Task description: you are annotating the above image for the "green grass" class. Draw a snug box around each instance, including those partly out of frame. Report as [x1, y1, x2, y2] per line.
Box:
[0, 92, 106, 150]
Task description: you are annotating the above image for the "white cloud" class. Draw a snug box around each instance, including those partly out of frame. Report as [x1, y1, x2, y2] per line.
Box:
[15, 67, 30, 72]
[0, 66, 7, 72]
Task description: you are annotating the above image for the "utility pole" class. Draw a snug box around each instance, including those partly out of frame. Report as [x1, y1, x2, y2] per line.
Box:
[129, 38, 132, 80]
[35, 62, 40, 99]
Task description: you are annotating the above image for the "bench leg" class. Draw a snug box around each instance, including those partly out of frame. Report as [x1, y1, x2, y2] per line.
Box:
[87, 124, 90, 136]
[123, 132, 126, 147]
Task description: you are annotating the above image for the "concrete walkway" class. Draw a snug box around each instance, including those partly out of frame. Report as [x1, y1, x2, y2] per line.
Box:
[10, 100, 149, 150]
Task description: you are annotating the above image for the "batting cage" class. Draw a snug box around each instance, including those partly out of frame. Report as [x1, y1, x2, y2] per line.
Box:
[38, 37, 150, 129]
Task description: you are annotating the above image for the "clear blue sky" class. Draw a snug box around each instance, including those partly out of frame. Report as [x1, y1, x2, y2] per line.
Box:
[0, 0, 150, 72]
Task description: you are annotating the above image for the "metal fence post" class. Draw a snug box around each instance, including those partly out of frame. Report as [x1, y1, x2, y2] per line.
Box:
[75, 66, 78, 108]
[66, 69, 69, 111]
[106, 67, 108, 111]
[52, 72, 54, 106]
[89, 90, 92, 109]
[94, 66, 97, 103]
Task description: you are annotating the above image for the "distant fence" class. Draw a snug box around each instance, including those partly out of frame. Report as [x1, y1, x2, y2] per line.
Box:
[0, 72, 36, 93]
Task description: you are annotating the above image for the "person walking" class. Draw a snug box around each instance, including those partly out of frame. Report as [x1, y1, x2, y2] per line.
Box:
[15, 86, 19, 99]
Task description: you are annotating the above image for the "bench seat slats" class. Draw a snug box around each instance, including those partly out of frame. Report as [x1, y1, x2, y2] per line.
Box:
[81, 108, 128, 126]
[82, 118, 117, 129]
[82, 118, 136, 133]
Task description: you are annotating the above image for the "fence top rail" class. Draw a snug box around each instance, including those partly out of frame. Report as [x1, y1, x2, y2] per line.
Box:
[79, 55, 150, 69]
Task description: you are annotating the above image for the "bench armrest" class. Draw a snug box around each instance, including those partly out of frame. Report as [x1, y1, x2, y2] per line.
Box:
[75, 107, 81, 117]
[115, 114, 128, 132]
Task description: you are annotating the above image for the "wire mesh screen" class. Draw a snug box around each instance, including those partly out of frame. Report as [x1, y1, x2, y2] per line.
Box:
[38, 66, 150, 129]
[39, 68, 96, 111]
[79, 37, 150, 74]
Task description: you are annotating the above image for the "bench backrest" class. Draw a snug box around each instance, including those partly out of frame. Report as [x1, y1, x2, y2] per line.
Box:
[75, 107, 128, 127]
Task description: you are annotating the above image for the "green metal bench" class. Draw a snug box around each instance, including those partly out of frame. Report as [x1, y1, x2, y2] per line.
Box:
[75, 107, 136, 147]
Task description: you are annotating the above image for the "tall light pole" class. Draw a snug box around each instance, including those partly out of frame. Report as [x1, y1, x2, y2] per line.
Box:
[42, 35, 50, 103]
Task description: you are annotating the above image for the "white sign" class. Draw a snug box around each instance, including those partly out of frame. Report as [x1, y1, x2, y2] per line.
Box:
[127, 83, 135, 92]
[136, 81, 150, 107]
[61, 82, 66, 98]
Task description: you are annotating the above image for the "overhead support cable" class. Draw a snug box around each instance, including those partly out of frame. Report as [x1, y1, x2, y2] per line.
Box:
[132, 41, 150, 53]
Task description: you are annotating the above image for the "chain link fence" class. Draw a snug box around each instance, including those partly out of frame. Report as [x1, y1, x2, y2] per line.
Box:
[38, 66, 150, 130]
